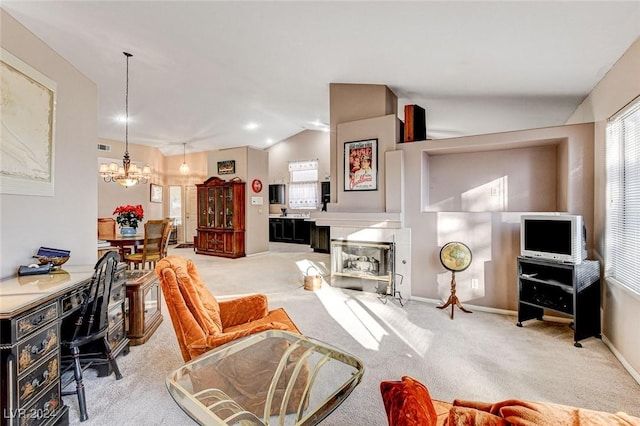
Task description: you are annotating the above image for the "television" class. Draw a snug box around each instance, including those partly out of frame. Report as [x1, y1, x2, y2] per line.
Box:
[520, 214, 587, 264]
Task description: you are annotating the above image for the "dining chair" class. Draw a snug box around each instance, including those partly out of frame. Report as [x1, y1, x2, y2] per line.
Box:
[97, 218, 116, 239]
[60, 251, 123, 422]
[161, 218, 174, 258]
[124, 220, 165, 270]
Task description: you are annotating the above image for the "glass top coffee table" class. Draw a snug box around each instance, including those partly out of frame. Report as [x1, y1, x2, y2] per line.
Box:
[166, 330, 364, 425]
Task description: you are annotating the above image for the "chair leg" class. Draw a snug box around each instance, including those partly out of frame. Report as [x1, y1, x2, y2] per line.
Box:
[103, 337, 123, 380]
[70, 346, 89, 422]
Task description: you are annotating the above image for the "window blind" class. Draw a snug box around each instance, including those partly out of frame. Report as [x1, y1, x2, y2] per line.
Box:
[605, 97, 640, 295]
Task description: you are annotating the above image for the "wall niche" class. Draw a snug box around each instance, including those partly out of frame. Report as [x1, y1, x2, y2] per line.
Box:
[425, 144, 560, 212]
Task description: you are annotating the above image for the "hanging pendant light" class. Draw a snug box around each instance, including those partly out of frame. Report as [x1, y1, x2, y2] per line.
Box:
[179, 142, 190, 175]
[99, 52, 152, 187]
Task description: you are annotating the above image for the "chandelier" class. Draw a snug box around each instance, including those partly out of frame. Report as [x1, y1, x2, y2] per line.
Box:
[179, 142, 190, 175]
[99, 52, 151, 188]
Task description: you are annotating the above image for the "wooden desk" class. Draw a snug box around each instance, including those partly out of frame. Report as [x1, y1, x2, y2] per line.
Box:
[0, 265, 130, 425]
[103, 234, 145, 258]
[1, 267, 93, 426]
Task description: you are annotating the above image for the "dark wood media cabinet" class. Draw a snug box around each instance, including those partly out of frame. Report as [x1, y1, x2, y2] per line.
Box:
[516, 256, 601, 347]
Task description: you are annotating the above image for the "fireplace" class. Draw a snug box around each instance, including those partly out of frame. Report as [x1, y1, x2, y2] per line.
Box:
[330, 239, 395, 295]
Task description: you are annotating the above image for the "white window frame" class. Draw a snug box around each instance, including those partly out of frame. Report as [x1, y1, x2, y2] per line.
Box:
[605, 96, 640, 297]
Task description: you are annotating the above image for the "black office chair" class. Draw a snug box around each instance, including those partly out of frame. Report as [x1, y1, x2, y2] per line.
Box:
[60, 251, 123, 421]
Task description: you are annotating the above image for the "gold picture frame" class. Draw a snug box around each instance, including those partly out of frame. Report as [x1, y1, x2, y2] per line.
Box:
[217, 160, 235, 175]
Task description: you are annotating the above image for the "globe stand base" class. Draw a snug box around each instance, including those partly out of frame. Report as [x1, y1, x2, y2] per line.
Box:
[437, 271, 472, 319]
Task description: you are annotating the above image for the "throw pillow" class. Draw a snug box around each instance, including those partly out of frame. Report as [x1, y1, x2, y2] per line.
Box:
[380, 376, 438, 426]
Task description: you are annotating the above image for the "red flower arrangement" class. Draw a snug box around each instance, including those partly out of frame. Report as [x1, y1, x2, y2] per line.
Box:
[113, 204, 144, 229]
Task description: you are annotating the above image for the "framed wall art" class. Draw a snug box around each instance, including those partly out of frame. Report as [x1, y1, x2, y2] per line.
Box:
[217, 160, 235, 175]
[0, 48, 57, 196]
[344, 138, 377, 191]
[150, 183, 163, 203]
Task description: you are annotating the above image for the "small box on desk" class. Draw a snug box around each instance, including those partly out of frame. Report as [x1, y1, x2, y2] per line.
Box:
[403, 104, 426, 142]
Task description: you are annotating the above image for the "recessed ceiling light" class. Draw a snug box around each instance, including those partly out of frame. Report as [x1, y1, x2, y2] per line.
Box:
[266, 138, 274, 144]
[244, 122, 260, 131]
[116, 115, 128, 123]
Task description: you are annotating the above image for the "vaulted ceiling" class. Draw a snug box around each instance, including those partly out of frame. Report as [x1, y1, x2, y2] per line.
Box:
[3, 1, 639, 156]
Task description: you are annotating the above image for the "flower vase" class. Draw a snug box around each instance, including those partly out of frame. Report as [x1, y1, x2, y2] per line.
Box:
[120, 226, 136, 236]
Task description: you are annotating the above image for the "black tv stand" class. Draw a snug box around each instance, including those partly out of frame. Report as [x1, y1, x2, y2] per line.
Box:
[516, 256, 601, 347]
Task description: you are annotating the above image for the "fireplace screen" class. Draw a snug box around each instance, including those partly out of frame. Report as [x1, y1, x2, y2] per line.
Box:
[330, 240, 395, 294]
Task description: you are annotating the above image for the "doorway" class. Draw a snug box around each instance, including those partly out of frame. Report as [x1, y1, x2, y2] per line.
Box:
[184, 185, 198, 243]
[168, 185, 182, 242]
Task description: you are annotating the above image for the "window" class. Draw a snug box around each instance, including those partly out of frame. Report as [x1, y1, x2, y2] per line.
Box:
[288, 159, 318, 209]
[606, 97, 640, 296]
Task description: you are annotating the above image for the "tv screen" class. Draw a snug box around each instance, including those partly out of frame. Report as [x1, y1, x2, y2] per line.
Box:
[520, 214, 586, 264]
[524, 219, 572, 255]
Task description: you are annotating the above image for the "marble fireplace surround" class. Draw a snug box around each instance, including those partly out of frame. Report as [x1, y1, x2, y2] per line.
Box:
[312, 212, 411, 300]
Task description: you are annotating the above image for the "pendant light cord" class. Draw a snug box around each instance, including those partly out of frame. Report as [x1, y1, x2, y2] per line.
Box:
[124, 52, 132, 157]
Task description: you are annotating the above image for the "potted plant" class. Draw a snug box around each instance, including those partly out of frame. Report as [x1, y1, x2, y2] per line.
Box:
[113, 204, 144, 235]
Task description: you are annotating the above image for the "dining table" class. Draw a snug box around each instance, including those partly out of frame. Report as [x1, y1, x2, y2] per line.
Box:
[102, 234, 145, 259]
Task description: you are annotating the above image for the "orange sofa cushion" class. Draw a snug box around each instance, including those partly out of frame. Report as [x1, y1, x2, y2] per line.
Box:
[159, 255, 223, 335]
[380, 376, 439, 426]
[380, 376, 640, 426]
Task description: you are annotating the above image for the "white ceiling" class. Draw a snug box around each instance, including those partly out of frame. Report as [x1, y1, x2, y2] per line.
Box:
[3, 1, 639, 156]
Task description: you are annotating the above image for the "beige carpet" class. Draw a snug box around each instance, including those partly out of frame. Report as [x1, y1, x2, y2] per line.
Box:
[65, 243, 640, 425]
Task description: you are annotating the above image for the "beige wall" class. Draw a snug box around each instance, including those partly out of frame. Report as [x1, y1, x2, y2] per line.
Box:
[267, 129, 330, 214]
[246, 147, 269, 254]
[566, 36, 640, 381]
[207, 146, 269, 255]
[97, 137, 166, 221]
[335, 114, 399, 212]
[0, 10, 98, 277]
[329, 83, 398, 203]
[426, 145, 558, 212]
[162, 149, 208, 242]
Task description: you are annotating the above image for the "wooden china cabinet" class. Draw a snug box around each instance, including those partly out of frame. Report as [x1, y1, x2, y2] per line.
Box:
[195, 177, 246, 258]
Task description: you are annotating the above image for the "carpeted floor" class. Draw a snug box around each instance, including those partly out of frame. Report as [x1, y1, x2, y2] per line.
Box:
[65, 243, 640, 425]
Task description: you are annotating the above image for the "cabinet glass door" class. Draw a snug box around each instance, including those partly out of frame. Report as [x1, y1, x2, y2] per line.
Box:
[143, 283, 160, 329]
[198, 188, 207, 227]
[225, 186, 234, 228]
[208, 188, 216, 227]
[215, 187, 224, 228]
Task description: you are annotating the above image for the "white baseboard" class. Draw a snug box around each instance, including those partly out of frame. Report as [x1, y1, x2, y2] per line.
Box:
[602, 335, 640, 386]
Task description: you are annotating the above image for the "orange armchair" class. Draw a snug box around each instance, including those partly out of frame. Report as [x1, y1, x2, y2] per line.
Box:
[155, 255, 301, 362]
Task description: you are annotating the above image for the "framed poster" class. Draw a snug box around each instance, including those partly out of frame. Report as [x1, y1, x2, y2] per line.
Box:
[344, 138, 377, 191]
[0, 48, 57, 196]
[150, 183, 163, 203]
[217, 160, 235, 175]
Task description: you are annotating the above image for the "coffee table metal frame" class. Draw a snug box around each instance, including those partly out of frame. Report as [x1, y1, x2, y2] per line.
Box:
[166, 330, 364, 425]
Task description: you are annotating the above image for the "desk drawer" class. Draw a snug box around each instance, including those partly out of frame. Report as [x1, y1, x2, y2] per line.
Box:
[110, 284, 126, 305]
[16, 303, 58, 341]
[108, 304, 125, 330]
[17, 323, 58, 375]
[114, 263, 126, 284]
[18, 382, 61, 426]
[18, 353, 58, 409]
[60, 285, 89, 316]
[107, 321, 126, 351]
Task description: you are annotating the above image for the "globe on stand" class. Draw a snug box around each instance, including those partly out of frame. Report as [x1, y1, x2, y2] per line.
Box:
[438, 241, 473, 319]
